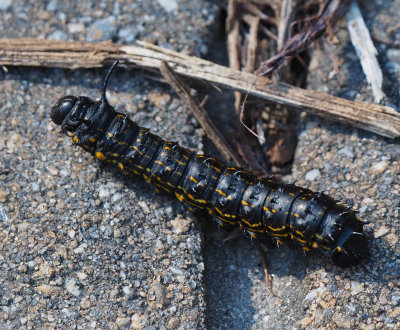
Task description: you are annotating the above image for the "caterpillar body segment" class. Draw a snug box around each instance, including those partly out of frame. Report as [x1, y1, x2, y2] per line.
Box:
[50, 62, 369, 267]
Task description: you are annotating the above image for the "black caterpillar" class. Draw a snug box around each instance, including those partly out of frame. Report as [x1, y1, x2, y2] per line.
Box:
[51, 61, 368, 267]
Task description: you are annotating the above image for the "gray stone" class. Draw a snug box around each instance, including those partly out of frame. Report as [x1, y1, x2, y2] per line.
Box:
[87, 16, 117, 42]
[46, 0, 58, 11]
[0, 0, 12, 11]
[65, 279, 81, 297]
[156, 0, 178, 12]
[305, 168, 321, 181]
[118, 26, 138, 44]
[47, 30, 68, 41]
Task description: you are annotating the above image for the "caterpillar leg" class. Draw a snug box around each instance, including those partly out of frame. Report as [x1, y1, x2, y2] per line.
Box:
[222, 227, 243, 244]
[223, 229, 277, 295]
[254, 241, 277, 296]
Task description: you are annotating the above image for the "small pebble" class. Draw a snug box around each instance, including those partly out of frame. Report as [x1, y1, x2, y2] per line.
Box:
[138, 201, 150, 214]
[73, 244, 87, 254]
[351, 281, 364, 295]
[170, 217, 191, 234]
[0, 0, 12, 11]
[115, 317, 131, 327]
[153, 281, 166, 306]
[131, 314, 144, 328]
[0, 190, 8, 202]
[65, 278, 81, 297]
[338, 146, 354, 159]
[47, 30, 68, 41]
[76, 272, 88, 281]
[156, 0, 178, 12]
[118, 26, 138, 43]
[31, 182, 40, 192]
[374, 226, 390, 238]
[305, 169, 321, 181]
[98, 185, 110, 198]
[298, 316, 314, 327]
[304, 291, 318, 303]
[388, 307, 400, 318]
[67, 22, 85, 34]
[0, 204, 8, 221]
[370, 160, 389, 175]
[111, 192, 124, 203]
[36, 284, 57, 295]
[18, 264, 27, 273]
[87, 16, 117, 42]
[391, 292, 400, 306]
[80, 297, 91, 309]
[46, 0, 58, 11]
[168, 317, 180, 329]
[122, 286, 133, 296]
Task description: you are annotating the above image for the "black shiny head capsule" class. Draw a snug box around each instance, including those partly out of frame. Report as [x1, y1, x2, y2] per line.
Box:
[51, 60, 119, 127]
[51, 95, 78, 125]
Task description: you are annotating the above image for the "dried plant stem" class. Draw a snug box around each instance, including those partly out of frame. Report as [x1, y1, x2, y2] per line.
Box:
[0, 38, 399, 138]
[256, 0, 351, 75]
[226, 0, 242, 114]
[346, 1, 386, 103]
[159, 61, 242, 166]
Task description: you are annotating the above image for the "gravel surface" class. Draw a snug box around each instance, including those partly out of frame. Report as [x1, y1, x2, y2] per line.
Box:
[1, 0, 399, 329]
[204, 1, 400, 329]
[0, 0, 217, 329]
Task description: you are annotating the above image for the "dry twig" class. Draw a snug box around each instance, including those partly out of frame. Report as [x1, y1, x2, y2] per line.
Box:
[0, 38, 399, 138]
[159, 61, 242, 166]
[346, 1, 386, 103]
[277, 0, 295, 50]
[256, 0, 350, 76]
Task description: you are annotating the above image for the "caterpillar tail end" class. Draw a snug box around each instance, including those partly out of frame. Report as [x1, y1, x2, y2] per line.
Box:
[329, 231, 369, 267]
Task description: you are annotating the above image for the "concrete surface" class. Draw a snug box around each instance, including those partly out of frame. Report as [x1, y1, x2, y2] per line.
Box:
[0, 0, 399, 329]
[0, 0, 217, 328]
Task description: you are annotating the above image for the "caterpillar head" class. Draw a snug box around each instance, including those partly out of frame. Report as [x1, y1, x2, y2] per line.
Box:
[51, 95, 78, 125]
[51, 60, 119, 129]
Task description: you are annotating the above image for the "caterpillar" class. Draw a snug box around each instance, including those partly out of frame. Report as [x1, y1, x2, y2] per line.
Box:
[51, 61, 368, 267]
